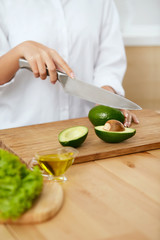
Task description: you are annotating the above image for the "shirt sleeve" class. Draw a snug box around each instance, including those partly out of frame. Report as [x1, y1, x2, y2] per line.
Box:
[93, 0, 126, 96]
[0, 3, 15, 87]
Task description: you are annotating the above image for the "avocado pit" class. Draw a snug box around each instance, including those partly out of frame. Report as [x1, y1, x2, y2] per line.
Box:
[103, 120, 125, 132]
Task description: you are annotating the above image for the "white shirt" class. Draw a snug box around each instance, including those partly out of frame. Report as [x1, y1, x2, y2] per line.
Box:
[0, 0, 126, 129]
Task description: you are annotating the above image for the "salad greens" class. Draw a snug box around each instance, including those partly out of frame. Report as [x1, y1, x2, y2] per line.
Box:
[0, 149, 43, 220]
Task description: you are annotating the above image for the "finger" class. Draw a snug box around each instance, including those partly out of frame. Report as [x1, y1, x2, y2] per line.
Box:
[132, 113, 139, 124]
[124, 112, 132, 127]
[44, 55, 57, 84]
[51, 50, 75, 78]
[121, 110, 128, 126]
[127, 113, 132, 127]
[121, 110, 128, 119]
[28, 59, 39, 78]
[36, 56, 47, 80]
[121, 110, 130, 127]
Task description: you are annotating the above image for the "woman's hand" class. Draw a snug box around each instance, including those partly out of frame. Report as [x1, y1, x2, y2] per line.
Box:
[17, 41, 74, 84]
[0, 40, 74, 85]
[101, 85, 139, 127]
[120, 109, 139, 127]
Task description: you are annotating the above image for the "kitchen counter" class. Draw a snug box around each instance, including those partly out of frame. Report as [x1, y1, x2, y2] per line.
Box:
[1, 111, 160, 240]
[123, 25, 160, 46]
[1, 149, 160, 240]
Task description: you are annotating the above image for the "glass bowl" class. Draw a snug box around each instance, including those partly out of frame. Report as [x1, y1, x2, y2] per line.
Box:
[28, 147, 79, 182]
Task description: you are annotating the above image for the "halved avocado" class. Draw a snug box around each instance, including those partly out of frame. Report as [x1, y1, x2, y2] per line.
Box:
[95, 126, 136, 143]
[58, 126, 88, 148]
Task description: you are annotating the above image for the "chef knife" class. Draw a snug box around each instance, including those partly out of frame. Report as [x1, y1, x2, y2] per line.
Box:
[19, 58, 141, 110]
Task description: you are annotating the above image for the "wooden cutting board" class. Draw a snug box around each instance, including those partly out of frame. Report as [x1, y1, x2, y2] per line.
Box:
[0, 181, 64, 224]
[0, 142, 64, 224]
[0, 109, 160, 164]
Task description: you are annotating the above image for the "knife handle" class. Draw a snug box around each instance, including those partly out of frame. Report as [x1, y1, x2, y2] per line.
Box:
[19, 58, 67, 80]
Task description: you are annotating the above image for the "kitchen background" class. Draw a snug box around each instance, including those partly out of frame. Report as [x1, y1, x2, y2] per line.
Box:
[114, 0, 160, 110]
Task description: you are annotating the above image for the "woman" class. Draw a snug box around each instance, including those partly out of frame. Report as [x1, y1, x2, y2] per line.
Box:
[0, 0, 138, 129]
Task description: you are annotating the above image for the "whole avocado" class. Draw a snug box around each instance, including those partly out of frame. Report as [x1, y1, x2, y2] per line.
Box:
[88, 105, 125, 126]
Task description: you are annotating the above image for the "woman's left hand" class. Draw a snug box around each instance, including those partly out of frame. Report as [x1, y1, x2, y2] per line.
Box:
[101, 85, 139, 127]
[120, 109, 139, 127]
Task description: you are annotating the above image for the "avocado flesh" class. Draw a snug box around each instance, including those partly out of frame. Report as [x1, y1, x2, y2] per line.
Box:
[95, 126, 136, 143]
[58, 126, 88, 148]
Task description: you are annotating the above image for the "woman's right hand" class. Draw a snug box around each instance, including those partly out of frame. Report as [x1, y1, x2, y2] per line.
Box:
[17, 41, 74, 84]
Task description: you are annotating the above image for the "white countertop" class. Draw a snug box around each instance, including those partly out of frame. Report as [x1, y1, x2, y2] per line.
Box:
[123, 25, 160, 46]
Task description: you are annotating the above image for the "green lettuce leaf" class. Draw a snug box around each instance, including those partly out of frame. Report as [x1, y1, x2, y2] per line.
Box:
[0, 149, 43, 220]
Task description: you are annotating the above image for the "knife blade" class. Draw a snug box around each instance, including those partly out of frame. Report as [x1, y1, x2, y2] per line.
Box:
[19, 58, 141, 110]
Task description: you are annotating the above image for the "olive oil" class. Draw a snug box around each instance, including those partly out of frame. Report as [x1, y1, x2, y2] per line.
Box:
[33, 147, 79, 182]
[37, 152, 74, 177]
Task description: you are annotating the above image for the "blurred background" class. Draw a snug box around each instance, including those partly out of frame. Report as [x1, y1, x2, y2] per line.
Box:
[114, 0, 160, 110]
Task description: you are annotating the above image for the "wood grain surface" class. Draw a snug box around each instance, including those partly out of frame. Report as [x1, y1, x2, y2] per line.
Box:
[0, 109, 160, 164]
[2, 150, 160, 240]
[0, 111, 160, 239]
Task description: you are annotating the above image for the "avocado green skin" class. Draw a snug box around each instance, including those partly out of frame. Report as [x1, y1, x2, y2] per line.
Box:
[59, 134, 88, 148]
[94, 127, 136, 143]
[88, 105, 125, 126]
